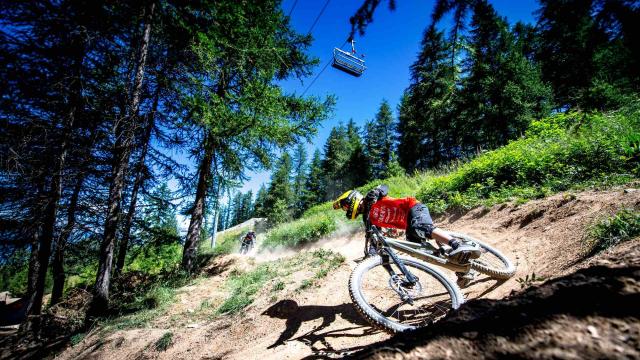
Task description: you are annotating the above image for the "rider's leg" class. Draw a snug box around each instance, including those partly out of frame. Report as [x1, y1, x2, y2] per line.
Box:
[406, 204, 436, 242]
[406, 204, 456, 247]
[407, 204, 480, 262]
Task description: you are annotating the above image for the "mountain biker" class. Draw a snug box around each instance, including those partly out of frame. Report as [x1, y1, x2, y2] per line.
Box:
[240, 231, 256, 253]
[333, 185, 481, 269]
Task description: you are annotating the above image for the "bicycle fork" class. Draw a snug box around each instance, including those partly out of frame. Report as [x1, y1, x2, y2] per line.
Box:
[381, 247, 419, 304]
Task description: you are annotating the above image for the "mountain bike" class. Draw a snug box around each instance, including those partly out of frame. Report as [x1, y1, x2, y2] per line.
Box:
[239, 237, 254, 255]
[349, 226, 515, 333]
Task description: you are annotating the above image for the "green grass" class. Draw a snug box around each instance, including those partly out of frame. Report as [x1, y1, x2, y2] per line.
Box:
[216, 249, 344, 315]
[155, 332, 173, 352]
[417, 108, 640, 214]
[271, 280, 285, 292]
[216, 263, 277, 315]
[101, 271, 192, 331]
[70, 332, 86, 346]
[261, 213, 341, 249]
[585, 209, 640, 255]
[101, 286, 177, 331]
[203, 229, 244, 256]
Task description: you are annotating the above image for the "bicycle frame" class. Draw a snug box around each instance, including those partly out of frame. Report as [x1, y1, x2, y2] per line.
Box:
[371, 227, 471, 274]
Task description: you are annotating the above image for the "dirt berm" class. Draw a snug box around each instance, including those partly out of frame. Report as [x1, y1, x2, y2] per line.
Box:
[351, 239, 640, 359]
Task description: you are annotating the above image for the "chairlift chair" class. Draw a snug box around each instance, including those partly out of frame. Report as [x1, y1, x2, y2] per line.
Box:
[332, 39, 366, 76]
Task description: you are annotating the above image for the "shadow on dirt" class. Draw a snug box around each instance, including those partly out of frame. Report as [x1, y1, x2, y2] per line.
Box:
[262, 300, 380, 356]
[350, 261, 640, 359]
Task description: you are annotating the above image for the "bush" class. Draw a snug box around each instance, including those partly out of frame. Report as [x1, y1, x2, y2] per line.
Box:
[586, 209, 640, 256]
[127, 243, 182, 275]
[155, 332, 173, 351]
[206, 229, 243, 256]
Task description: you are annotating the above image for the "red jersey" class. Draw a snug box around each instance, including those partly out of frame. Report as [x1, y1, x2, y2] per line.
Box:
[368, 196, 418, 229]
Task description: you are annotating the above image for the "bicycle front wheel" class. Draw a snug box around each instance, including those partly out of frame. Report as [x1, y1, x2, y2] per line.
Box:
[349, 255, 463, 333]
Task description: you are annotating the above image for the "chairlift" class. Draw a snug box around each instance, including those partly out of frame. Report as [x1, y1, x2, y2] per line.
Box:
[332, 39, 366, 77]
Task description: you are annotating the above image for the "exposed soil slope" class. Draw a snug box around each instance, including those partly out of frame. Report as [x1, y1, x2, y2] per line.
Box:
[49, 188, 640, 359]
[352, 239, 640, 359]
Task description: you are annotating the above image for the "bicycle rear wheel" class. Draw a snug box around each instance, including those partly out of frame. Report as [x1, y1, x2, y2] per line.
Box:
[446, 231, 516, 280]
[349, 255, 463, 333]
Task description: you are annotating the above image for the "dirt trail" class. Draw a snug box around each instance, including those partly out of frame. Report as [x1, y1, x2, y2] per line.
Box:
[354, 239, 640, 359]
[57, 188, 640, 360]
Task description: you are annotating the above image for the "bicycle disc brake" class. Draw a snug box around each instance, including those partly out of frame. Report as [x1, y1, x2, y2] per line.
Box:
[388, 274, 422, 304]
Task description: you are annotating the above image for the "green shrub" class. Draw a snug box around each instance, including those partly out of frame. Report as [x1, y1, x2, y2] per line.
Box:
[143, 286, 174, 310]
[586, 209, 640, 255]
[70, 332, 86, 346]
[155, 332, 173, 352]
[418, 107, 640, 214]
[127, 243, 182, 275]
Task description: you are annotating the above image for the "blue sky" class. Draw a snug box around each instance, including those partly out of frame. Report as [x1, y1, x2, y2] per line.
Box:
[237, 0, 540, 196]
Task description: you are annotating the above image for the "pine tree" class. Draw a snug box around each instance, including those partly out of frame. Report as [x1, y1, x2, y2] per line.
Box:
[179, 1, 334, 272]
[291, 143, 308, 217]
[264, 153, 293, 225]
[536, 0, 601, 109]
[398, 25, 456, 171]
[139, 183, 179, 245]
[302, 150, 326, 211]
[363, 120, 382, 179]
[365, 100, 396, 180]
[229, 192, 242, 226]
[536, 0, 640, 109]
[253, 185, 268, 218]
[344, 120, 371, 187]
[431, 0, 474, 71]
[322, 124, 350, 199]
[240, 191, 254, 222]
[460, 0, 550, 149]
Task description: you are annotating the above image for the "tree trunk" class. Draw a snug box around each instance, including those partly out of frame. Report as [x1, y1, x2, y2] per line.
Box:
[182, 133, 215, 272]
[114, 89, 160, 277]
[50, 171, 85, 305]
[210, 210, 219, 248]
[27, 36, 85, 316]
[89, 2, 155, 318]
[23, 227, 41, 317]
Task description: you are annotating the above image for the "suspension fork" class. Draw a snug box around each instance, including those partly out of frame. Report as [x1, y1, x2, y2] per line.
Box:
[368, 226, 418, 285]
[381, 246, 418, 285]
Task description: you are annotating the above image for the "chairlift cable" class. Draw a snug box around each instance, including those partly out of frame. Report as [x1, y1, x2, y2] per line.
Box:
[301, 39, 348, 96]
[306, 0, 331, 35]
[301, 60, 331, 96]
[287, 0, 299, 17]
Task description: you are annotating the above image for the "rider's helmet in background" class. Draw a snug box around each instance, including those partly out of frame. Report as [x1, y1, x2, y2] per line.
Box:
[333, 190, 363, 220]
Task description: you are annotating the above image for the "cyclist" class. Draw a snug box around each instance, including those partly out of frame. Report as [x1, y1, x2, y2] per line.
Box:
[333, 185, 481, 283]
[240, 231, 256, 253]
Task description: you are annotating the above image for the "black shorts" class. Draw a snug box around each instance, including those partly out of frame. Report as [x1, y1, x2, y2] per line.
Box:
[406, 204, 435, 242]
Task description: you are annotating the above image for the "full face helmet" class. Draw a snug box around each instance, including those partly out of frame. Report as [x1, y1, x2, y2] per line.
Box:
[332, 190, 364, 220]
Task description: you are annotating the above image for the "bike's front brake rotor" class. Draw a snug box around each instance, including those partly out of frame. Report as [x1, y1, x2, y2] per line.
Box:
[389, 274, 422, 304]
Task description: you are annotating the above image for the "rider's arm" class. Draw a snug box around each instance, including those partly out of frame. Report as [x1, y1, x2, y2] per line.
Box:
[365, 184, 389, 204]
[363, 185, 388, 238]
